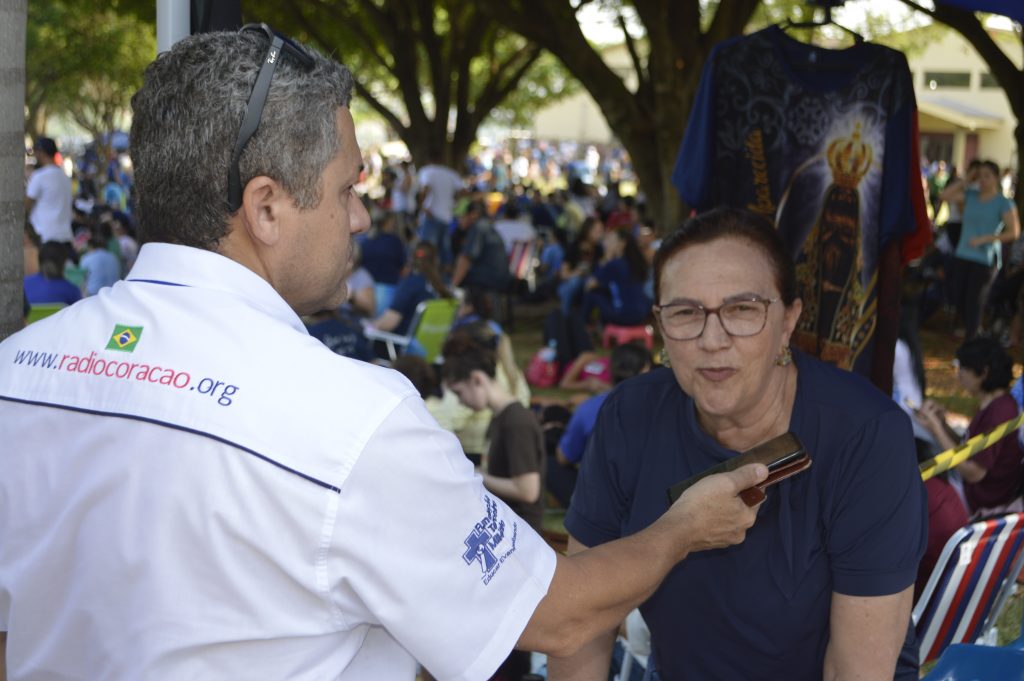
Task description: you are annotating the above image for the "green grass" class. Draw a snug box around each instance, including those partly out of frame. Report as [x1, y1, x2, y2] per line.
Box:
[997, 590, 1023, 645]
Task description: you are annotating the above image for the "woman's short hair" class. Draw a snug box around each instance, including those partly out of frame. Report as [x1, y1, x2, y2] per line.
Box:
[392, 355, 438, 399]
[130, 31, 353, 250]
[441, 323, 498, 382]
[955, 337, 1014, 391]
[653, 206, 797, 305]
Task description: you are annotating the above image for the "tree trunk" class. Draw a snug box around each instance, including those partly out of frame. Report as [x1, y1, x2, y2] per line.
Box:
[1, 0, 28, 341]
[481, 0, 758, 233]
[25, 101, 45, 140]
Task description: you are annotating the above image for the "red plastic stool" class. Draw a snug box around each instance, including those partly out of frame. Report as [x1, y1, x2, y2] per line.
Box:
[602, 324, 654, 350]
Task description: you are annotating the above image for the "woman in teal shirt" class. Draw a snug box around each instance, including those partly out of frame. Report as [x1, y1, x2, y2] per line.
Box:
[941, 160, 1020, 339]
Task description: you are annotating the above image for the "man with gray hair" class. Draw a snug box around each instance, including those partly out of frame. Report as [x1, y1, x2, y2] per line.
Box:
[0, 27, 765, 680]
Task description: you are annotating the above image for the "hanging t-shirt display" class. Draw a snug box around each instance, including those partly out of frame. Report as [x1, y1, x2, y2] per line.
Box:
[673, 26, 928, 385]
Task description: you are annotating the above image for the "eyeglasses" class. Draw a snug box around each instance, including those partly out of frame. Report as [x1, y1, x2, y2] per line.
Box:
[654, 296, 778, 341]
[227, 23, 315, 212]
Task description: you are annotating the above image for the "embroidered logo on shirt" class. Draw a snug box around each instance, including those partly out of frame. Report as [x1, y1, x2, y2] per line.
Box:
[105, 324, 143, 352]
[463, 495, 518, 585]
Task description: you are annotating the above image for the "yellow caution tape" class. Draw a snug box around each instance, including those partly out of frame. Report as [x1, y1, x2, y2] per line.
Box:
[919, 412, 1024, 481]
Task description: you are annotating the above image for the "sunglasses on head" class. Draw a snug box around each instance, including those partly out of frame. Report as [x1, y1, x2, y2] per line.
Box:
[227, 23, 315, 213]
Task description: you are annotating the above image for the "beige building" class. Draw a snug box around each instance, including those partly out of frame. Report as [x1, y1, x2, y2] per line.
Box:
[911, 27, 1020, 172]
[531, 43, 631, 145]
[531, 27, 1021, 171]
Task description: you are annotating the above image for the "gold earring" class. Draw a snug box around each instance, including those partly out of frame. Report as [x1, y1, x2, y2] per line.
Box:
[775, 346, 792, 367]
[658, 348, 671, 367]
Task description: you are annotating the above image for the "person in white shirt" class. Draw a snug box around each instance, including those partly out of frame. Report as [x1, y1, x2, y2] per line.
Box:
[417, 149, 464, 266]
[387, 159, 417, 241]
[0, 27, 766, 681]
[24, 137, 73, 246]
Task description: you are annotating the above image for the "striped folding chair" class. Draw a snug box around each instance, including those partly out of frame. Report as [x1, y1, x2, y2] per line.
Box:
[913, 512, 1024, 665]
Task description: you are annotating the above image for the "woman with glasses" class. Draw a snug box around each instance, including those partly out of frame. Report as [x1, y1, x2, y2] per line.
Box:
[557, 207, 927, 681]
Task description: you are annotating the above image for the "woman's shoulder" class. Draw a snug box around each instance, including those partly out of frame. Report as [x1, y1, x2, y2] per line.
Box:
[984, 392, 1020, 420]
[795, 352, 902, 421]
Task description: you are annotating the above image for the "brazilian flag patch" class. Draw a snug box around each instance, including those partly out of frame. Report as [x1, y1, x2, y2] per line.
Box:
[106, 324, 143, 352]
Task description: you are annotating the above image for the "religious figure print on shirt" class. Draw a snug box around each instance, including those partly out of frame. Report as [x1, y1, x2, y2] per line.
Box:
[674, 27, 921, 378]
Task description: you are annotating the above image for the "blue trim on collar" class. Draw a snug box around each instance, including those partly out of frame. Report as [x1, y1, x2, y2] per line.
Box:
[126, 279, 190, 287]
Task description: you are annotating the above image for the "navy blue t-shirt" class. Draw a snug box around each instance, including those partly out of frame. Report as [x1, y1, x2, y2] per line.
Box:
[566, 351, 926, 680]
[388, 272, 434, 336]
[360, 232, 406, 285]
[306, 313, 373, 362]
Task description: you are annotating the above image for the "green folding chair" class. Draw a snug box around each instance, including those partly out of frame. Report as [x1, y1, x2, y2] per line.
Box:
[364, 297, 460, 364]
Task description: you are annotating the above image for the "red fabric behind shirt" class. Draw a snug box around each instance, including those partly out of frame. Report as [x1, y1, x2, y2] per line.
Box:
[915, 477, 970, 601]
[901, 108, 933, 265]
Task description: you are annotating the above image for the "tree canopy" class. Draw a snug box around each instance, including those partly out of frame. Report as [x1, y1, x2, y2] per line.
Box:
[252, 0, 577, 167]
[25, 0, 155, 142]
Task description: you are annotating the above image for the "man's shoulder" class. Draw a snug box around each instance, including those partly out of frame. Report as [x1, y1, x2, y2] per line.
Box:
[34, 164, 67, 184]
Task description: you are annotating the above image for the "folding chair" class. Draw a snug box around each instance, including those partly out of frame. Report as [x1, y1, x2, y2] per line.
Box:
[508, 239, 539, 285]
[502, 239, 539, 330]
[914, 512, 1024, 665]
[26, 302, 67, 324]
[363, 297, 460, 364]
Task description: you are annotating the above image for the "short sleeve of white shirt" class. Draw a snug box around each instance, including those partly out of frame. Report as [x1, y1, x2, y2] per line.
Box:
[329, 395, 556, 680]
[26, 166, 73, 243]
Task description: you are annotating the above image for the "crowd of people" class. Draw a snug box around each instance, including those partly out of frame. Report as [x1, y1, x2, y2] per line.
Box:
[22, 136, 138, 315]
[6, 22, 1024, 681]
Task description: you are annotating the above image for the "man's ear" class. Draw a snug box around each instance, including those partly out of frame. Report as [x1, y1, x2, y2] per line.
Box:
[240, 175, 288, 247]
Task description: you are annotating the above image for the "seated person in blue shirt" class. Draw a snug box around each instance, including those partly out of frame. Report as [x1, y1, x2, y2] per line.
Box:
[359, 211, 406, 286]
[369, 241, 452, 336]
[79, 225, 122, 296]
[557, 207, 927, 681]
[24, 241, 82, 306]
[547, 343, 651, 510]
[305, 308, 374, 363]
[557, 343, 652, 467]
[583, 229, 651, 327]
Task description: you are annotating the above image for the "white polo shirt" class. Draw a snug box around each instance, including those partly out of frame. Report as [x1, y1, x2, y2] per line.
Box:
[0, 243, 556, 680]
[25, 164, 73, 243]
